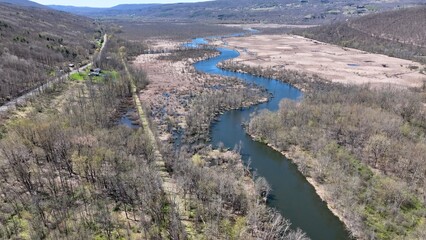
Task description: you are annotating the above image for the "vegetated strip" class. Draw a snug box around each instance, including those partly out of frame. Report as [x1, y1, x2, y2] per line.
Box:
[121, 52, 197, 238]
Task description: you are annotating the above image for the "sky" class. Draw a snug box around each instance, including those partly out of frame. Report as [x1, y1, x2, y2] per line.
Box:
[32, 0, 210, 8]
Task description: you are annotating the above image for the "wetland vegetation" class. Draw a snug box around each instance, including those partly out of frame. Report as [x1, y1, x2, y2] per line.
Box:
[1, 1, 426, 239]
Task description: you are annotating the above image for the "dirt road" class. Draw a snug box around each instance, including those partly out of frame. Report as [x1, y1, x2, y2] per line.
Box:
[0, 34, 108, 114]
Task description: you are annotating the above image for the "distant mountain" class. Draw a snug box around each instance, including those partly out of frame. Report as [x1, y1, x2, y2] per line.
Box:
[110, 4, 159, 11]
[134, 0, 426, 24]
[49, 0, 426, 24]
[48, 4, 160, 17]
[48, 5, 106, 15]
[0, 0, 46, 8]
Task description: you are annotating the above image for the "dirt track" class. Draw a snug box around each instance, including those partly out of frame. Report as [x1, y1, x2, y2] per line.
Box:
[223, 34, 425, 88]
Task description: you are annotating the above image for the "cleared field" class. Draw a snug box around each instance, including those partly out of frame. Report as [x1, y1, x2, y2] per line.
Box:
[223, 34, 425, 88]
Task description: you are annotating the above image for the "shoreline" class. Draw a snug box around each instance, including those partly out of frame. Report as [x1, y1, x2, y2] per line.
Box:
[133, 40, 286, 237]
[142, 37, 353, 238]
[202, 38, 354, 238]
[212, 50, 358, 235]
[249, 133, 359, 239]
[216, 61, 312, 92]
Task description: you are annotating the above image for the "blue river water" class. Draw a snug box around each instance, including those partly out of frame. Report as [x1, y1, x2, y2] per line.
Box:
[118, 109, 140, 129]
[192, 40, 351, 239]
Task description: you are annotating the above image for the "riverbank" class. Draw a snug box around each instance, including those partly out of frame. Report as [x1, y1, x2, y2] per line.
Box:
[132, 39, 309, 239]
[219, 48, 359, 236]
[244, 68, 426, 239]
[250, 133, 359, 238]
[133, 45, 268, 143]
[199, 44, 350, 237]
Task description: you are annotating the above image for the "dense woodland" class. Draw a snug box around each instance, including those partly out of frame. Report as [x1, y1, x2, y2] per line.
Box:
[349, 7, 426, 48]
[2, 1, 426, 239]
[159, 81, 307, 239]
[0, 31, 307, 239]
[247, 80, 426, 239]
[0, 36, 175, 239]
[296, 6, 426, 64]
[0, 3, 100, 105]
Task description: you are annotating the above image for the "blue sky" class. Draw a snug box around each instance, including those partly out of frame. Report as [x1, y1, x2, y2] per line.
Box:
[32, 0, 210, 8]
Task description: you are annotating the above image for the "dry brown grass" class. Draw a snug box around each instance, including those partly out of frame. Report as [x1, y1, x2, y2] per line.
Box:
[222, 34, 425, 88]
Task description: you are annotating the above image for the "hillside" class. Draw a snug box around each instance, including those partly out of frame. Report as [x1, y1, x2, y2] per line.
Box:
[51, 0, 426, 24]
[0, 0, 45, 8]
[49, 4, 160, 17]
[0, 3, 99, 105]
[297, 6, 426, 64]
[48, 5, 107, 15]
[349, 6, 426, 47]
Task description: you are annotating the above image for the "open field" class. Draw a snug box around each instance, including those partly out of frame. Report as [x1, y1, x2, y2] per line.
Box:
[222, 34, 425, 88]
[112, 21, 244, 41]
[222, 23, 318, 35]
[223, 23, 315, 29]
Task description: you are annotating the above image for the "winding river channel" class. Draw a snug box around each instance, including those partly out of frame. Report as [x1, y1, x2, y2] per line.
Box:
[192, 38, 350, 239]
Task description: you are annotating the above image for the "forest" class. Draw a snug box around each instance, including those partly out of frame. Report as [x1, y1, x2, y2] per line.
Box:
[295, 6, 426, 64]
[0, 35, 167, 239]
[2, 1, 425, 239]
[247, 78, 426, 239]
[0, 4, 100, 105]
[219, 53, 426, 238]
[60, 0, 426, 25]
[0, 26, 308, 239]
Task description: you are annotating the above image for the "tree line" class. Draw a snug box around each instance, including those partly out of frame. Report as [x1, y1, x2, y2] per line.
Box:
[248, 81, 426, 239]
[0, 4, 100, 105]
[159, 85, 308, 239]
[0, 32, 309, 239]
[0, 35, 181, 239]
[137, 47, 308, 239]
[294, 6, 426, 64]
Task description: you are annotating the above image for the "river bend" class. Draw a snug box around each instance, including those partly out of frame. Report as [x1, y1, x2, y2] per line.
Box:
[192, 41, 350, 239]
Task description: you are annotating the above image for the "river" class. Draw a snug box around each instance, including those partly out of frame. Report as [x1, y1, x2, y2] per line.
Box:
[192, 40, 350, 239]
